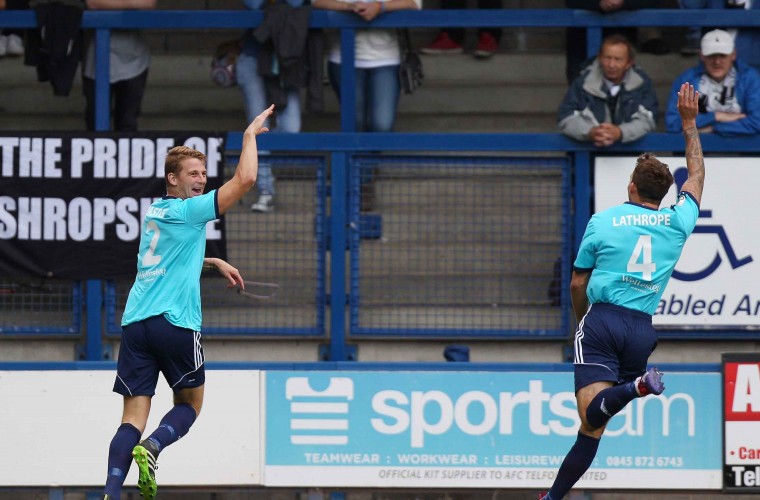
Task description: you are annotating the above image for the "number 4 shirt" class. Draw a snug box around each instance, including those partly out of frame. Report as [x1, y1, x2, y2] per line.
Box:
[574, 192, 699, 315]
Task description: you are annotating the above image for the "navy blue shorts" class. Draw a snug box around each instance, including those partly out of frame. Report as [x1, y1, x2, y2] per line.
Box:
[573, 303, 657, 393]
[114, 314, 205, 397]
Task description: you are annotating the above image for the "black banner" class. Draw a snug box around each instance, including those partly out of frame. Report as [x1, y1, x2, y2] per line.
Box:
[0, 132, 227, 279]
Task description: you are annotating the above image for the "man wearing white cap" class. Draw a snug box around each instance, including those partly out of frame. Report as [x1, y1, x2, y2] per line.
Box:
[678, 0, 760, 72]
[665, 29, 760, 135]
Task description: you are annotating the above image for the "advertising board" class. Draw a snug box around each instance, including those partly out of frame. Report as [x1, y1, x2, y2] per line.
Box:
[264, 370, 721, 489]
[594, 157, 757, 327]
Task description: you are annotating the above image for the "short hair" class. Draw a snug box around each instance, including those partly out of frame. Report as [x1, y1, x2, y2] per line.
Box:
[164, 146, 206, 183]
[600, 33, 636, 62]
[631, 153, 674, 203]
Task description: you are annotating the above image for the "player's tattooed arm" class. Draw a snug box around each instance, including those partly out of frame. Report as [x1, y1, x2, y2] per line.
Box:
[677, 83, 705, 205]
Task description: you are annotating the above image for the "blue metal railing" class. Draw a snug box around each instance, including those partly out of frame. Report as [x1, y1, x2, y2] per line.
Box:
[0, 360, 722, 372]
[3, 9, 760, 131]
[3, 9, 760, 360]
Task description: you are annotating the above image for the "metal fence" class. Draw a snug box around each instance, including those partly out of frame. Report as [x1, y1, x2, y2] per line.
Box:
[3, 9, 760, 358]
[0, 278, 80, 335]
[349, 155, 569, 338]
[88, 153, 569, 340]
[104, 156, 328, 337]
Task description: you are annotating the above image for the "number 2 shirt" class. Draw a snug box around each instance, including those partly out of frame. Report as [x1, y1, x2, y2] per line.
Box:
[574, 192, 699, 315]
[121, 191, 219, 331]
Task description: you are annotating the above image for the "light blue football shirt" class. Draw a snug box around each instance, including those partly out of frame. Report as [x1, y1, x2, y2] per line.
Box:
[121, 191, 219, 331]
[574, 192, 699, 315]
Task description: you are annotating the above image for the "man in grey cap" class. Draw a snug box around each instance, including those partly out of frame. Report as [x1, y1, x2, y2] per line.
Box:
[666, 29, 760, 135]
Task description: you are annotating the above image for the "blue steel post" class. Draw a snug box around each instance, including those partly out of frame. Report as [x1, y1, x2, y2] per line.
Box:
[561, 156, 572, 341]
[348, 159, 361, 334]
[339, 29, 357, 132]
[94, 29, 111, 131]
[329, 152, 349, 360]
[86, 279, 103, 361]
[572, 152, 591, 254]
[586, 27, 602, 59]
[316, 160, 328, 336]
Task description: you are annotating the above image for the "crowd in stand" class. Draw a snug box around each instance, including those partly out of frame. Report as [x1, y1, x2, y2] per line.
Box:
[1, 1, 759, 206]
[559, 27, 760, 147]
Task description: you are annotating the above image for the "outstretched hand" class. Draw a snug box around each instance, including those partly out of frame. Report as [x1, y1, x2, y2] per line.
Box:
[215, 259, 245, 289]
[677, 83, 699, 123]
[246, 104, 275, 137]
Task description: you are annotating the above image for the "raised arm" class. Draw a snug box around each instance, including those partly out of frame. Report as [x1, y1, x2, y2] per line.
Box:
[217, 105, 274, 215]
[677, 83, 705, 206]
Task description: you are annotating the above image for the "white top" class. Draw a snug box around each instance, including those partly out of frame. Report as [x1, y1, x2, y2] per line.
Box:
[699, 67, 742, 114]
[326, 0, 422, 67]
[84, 30, 151, 83]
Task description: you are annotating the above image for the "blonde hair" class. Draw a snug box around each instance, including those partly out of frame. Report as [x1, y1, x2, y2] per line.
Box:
[164, 146, 206, 183]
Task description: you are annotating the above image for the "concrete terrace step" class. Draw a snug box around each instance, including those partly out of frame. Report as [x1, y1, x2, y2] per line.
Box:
[198, 273, 556, 307]
[362, 214, 563, 243]
[0, 110, 562, 133]
[0, 50, 696, 133]
[358, 242, 560, 275]
[356, 304, 563, 330]
[221, 240, 560, 277]
[0, 51, 697, 87]
[358, 274, 555, 306]
[0, 65, 569, 116]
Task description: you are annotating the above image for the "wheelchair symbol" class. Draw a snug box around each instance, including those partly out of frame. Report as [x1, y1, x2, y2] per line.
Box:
[671, 167, 752, 282]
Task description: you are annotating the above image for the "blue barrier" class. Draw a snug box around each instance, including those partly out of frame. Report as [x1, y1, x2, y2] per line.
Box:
[3, 9, 760, 131]
[0, 360, 722, 372]
[3, 9, 760, 360]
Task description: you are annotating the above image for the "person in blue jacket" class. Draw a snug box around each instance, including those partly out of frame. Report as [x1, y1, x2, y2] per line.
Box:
[679, 0, 760, 73]
[666, 29, 760, 136]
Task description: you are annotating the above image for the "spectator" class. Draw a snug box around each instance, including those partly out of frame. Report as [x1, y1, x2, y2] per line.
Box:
[419, 0, 502, 59]
[313, 0, 420, 211]
[558, 34, 658, 147]
[312, 0, 421, 134]
[677, 0, 713, 55]
[238, 0, 303, 213]
[83, 0, 156, 131]
[665, 29, 760, 135]
[0, 31, 24, 57]
[564, 0, 664, 85]
[679, 0, 760, 73]
[0, 0, 26, 58]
